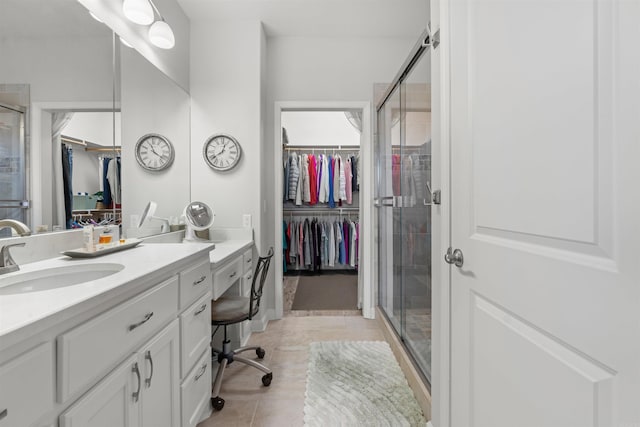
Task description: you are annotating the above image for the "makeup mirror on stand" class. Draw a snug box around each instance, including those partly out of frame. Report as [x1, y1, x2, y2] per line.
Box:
[139, 201, 170, 233]
[183, 201, 214, 242]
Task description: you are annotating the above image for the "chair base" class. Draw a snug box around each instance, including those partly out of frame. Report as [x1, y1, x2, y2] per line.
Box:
[211, 339, 273, 411]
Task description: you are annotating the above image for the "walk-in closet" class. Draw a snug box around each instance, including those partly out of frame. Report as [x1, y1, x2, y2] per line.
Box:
[280, 110, 364, 314]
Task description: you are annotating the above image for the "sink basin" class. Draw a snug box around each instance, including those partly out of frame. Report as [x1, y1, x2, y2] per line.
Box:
[0, 263, 124, 295]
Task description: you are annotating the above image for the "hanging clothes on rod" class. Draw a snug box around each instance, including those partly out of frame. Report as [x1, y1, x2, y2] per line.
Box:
[283, 215, 359, 274]
[284, 150, 359, 208]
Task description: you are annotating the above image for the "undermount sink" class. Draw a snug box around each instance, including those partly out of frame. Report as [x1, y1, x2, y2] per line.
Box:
[0, 263, 124, 295]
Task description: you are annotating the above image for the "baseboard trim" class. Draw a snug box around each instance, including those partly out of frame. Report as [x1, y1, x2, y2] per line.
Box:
[251, 309, 273, 332]
[376, 306, 432, 421]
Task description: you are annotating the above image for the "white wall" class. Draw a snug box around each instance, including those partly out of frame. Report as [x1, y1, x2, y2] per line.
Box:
[190, 20, 264, 245]
[64, 112, 122, 147]
[281, 111, 361, 146]
[120, 48, 191, 235]
[261, 35, 420, 312]
[0, 36, 113, 103]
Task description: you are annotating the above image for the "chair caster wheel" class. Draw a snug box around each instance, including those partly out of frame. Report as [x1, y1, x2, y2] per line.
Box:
[262, 372, 273, 386]
[211, 396, 225, 411]
[256, 347, 266, 359]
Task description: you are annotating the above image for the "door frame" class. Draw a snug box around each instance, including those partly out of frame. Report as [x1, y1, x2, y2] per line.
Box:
[273, 101, 374, 319]
[430, 0, 452, 422]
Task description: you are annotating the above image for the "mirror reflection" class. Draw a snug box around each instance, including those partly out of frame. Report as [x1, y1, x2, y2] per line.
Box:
[119, 45, 191, 238]
[0, 0, 118, 237]
[0, 0, 191, 240]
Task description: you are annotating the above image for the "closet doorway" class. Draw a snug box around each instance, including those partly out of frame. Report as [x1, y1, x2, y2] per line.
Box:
[274, 102, 374, 319]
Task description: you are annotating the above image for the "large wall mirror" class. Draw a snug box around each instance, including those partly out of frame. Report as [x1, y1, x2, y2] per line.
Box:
[0, 0, 191, 239]
[0, 0, 118, 237]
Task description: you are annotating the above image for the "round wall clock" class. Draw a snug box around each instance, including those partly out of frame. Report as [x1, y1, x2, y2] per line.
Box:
[134, 133, 175, 171]
[203, 134, 242, 172]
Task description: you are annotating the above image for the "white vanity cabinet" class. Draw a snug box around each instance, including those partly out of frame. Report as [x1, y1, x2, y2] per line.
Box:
[59, 313, 182, 427]
[57, 276, 179, 402]
[0, 243, 215, 427]
[0, 343, 54, 427]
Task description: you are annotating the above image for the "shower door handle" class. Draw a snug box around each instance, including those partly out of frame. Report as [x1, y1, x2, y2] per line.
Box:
[374, 196, 394, 207]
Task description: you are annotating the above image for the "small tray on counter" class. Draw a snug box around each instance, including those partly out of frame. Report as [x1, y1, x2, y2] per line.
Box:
[61, 238, 143, 258]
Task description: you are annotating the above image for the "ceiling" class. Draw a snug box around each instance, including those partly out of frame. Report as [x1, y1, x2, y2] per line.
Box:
[0, 0, 427, 40]
[177, 0, 428, 38]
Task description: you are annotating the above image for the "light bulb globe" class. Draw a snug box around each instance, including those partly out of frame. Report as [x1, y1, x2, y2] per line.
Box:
[122, 0, 154, 25]
[149, 20, 175, 49]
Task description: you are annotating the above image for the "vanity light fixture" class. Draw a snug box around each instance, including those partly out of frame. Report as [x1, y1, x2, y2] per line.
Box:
[122, 0, 154, 25]
[122, 0, 176, 50]
[89, 11, 104, 23]
[148, 19, 175, 49]
[120, 38, 134, 48]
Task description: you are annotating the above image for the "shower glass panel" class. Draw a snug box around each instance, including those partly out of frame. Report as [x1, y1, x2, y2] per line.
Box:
[376, 44, 432, 385]
[0, 104, 27, 236]
[400, 51, 432, 381]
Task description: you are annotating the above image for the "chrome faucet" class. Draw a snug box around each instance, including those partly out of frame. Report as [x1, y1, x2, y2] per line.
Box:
[0, 219, 32, 237]
[0, 242, 25, 275]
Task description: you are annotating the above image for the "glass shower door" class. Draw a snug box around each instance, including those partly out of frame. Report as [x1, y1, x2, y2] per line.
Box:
[400, 51, 432, 381]
[376, 44, 432, 385]
[0, 104, 27, 236]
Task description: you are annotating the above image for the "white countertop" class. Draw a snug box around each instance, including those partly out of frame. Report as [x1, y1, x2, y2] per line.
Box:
[209, 239, 253, 265]
[0, 242, 214, 343]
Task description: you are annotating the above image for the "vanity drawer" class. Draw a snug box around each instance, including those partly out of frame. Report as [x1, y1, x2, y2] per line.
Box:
[242, 248, 254, 274]
[0, 343, 54, 427]
[181, 351, 211, 427]
[179, 259, 212, 310]
[180, 292, 212, 376]
[242, 269, 253, 297]
[57, 276, 178, 402]
[212, 257, 243, 300]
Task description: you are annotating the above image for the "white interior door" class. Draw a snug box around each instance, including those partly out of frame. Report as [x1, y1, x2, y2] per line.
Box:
[448, 0, 640, 425]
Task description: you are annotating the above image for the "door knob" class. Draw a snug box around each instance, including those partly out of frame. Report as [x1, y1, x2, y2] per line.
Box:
[445, 247, 464, 267]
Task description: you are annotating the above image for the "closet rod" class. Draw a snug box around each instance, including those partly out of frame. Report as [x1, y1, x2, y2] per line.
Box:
[283, 207, 359, 213]
[284, 145, 360, 151]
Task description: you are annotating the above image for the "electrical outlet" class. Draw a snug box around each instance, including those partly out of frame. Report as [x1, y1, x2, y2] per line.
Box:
[242, 214, 252, 228]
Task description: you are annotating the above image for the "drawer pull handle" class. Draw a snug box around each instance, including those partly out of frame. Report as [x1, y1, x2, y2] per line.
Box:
[132, 362, 141, 402]
[129, 312, 154, 331]
[145, 350, 154, 387]
[229, 272, 237, 279]
[194, 363, 207, 381]
[194, 304, 207, 315]
[0, 409, 7, 420]
[193, 275, 207, 286]
[246, 258, 252, 263]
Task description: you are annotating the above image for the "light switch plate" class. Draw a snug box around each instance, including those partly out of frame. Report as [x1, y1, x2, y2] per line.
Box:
[242, 214, 252, 228]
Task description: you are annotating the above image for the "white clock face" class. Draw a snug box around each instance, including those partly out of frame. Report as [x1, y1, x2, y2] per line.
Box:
[203, 134, 242, 171]
[135, 134, 175, 171]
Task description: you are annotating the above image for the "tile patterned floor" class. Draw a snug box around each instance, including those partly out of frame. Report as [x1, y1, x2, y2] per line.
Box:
[197, 315, 386, 427]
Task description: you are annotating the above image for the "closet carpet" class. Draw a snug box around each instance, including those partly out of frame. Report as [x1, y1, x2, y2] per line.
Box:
[291, 274, 358, 310]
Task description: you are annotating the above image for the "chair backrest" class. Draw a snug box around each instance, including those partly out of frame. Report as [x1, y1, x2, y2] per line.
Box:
[248, 247, 274, 320]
